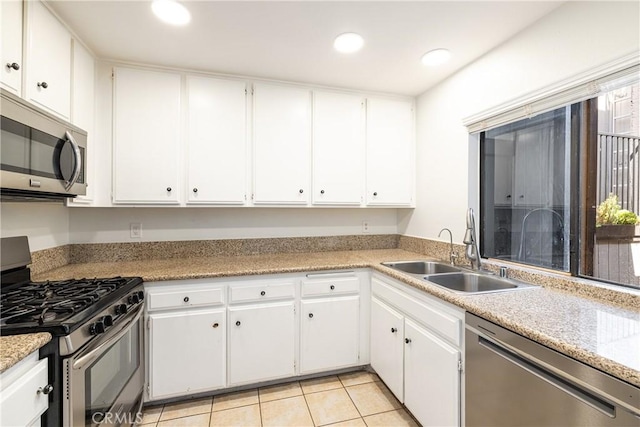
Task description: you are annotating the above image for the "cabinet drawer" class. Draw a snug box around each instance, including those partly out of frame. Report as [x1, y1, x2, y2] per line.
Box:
[0, 357, 48, 426]
[302, 277, 360, 297]
[147, 286, 225, 311]
[372, 278, 462, 347]
[229, 282, 295, 303]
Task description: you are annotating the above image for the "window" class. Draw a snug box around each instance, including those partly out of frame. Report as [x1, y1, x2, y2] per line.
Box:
[479, 83, 640, 290]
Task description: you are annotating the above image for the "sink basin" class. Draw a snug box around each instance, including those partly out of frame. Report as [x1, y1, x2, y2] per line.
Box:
[425, 272, 535, 294]
[382, 261, 461, 275]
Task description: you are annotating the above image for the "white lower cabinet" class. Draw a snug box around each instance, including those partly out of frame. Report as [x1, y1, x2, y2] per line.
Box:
[0, 352, 50, 427]
[370, 274, 463, 427]
[228, 301, 296, 385]
[144, 270, 370, 403]
[145, 281, 227, 401]
[404, 318, 461, 427]
[370, 297, 404, 399]
[300, 296, 359, 373]
[148, 309, 225, 400]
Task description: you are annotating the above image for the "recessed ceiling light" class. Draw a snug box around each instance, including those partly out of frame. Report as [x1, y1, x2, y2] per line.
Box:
[421, 48, 451, 66]
[334, 33, 364, 53]
[151, 0, 191, 26]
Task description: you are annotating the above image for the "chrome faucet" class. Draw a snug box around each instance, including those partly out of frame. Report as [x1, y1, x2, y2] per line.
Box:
[463, 208, 482, 270]
[438, 228, 458, 265]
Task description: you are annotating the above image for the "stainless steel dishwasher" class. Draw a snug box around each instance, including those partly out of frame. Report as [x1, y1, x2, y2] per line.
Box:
[465, 313, 640, 426]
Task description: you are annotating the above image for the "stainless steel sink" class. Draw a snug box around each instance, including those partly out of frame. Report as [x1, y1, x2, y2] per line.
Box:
[424, 272, 536, 294]
[382, 261, 461, 275]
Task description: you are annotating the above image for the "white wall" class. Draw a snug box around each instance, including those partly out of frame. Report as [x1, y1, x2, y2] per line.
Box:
[399, 1, 640, 243]
[69, 207, 399, 243]
[0, 203, 70, 250]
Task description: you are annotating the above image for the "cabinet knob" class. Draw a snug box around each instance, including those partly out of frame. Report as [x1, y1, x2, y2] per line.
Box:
[37, 384, 53, 395]
[6, 62, 19, 71]
[299, 189, 304, 194]
[212, 323, 219, 328]
[308, 313, 314, 318]
[506, 194, 512, 199]
[260, 290, 266, 296]
[405, 338, 411, 344]
[37, 81, 48, 89]
[519, 195, 524, 199]
[373, 192, 378, 196]
[391, 327, 397, 333]
[193, 188, 198, 193]
[236, 320, 241, 326]
[183, 296, 189, 303]
[330, 285, 335, 290]
[320, 190, 325, 194]
[167, 187, 172, 192]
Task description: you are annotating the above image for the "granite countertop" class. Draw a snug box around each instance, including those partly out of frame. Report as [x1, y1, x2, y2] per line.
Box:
[32, 248, 640, 388]
[0, 333, 52, 373]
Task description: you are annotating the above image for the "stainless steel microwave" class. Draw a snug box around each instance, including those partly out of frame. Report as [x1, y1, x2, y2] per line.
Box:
[1, 89, 87, 200]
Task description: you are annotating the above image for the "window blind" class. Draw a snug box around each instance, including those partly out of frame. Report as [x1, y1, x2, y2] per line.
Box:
[463, 53, 640, 133]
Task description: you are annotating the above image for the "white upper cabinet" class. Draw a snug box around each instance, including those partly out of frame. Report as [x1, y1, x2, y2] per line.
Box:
[1, 0, 23, 95]
[68, 41, 95, 204]
[186, 76, 247, 204]
[312, 91, 364, 205]
[113, 67, 181, 204]
[366, 98, 414, 206]
[253, 83, 311, 205]
[25, 0, 72, 120]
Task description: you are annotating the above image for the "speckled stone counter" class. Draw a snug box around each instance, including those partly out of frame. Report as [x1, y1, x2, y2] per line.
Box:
[0, 333, 52, 373]
[32, 248, 640, 388]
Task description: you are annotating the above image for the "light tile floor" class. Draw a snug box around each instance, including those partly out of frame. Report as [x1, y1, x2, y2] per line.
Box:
[139, 372, 419, 427]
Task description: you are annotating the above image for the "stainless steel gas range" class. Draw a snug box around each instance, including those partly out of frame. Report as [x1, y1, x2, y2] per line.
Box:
[1, 236, 145, 426]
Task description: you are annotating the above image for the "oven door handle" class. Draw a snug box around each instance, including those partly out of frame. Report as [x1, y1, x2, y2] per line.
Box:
[72, 305, 143, 370]
[64, 130, 82, 191]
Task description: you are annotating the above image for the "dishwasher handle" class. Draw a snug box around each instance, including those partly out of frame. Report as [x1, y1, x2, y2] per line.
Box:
[478, 336, 616, 418]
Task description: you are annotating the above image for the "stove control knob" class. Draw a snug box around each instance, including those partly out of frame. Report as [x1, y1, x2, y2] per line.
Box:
[102, 315, 113, 327]
[137, 291, 145, 301]
[89, 322, 105, 335]
[114, 304, 127, 315]
[128, 294, 140, 305]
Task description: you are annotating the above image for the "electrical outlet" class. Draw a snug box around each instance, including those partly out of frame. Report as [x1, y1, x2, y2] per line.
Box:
[130, 223, 141, 239]
[362, 221, 370, 234]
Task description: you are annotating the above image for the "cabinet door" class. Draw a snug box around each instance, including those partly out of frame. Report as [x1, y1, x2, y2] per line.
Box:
[113, 67, 181, 204]
[0, 357, 49, 427]
[370, 297, 404, 401]
[25, 0, 71, 120]
[300, 296, 359, 373]
[404, 319, 460, 427]
[253, 83, 311, 204]
[312, 91, 364, 205]
[187, 76, 247, 204]
[1, 0, 22, 95]
[68, 41, 95, 205]
[149, 309, 225, 400]
[366, 98, 414, 206]
[228, 301, 295, 385]
[513, 127, 550, 206]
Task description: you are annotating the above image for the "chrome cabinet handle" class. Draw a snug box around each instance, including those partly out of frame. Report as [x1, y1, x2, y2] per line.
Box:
[193, 188, 198, 193]
[183, 296, 189, 303]
[330, 285, 335, 290]
[236, 321, 241, 326]
[64, 131, 82, 191]
[405, 338, 411, 344]
[391, 328, 397, 333]
[308, 313, 314, 318]
[373, 192, 378, 196]
[212, 323, 219, 328]
[320, 190, 325, 194]
[6, 62, 19, 70]
[299, 189, 304, 194]
[37, 384, 53, 395]
[167, 187, 172, 192]
[37, 81, 48, 89]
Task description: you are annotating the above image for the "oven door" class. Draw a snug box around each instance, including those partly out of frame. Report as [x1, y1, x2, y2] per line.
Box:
[64, 305, 144, 427]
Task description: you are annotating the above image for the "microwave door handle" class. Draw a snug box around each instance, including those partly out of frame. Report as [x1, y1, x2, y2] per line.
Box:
[64, 131, 82, 191]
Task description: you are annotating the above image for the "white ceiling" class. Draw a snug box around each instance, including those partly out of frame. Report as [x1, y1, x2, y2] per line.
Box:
[48, 1, 563, 96]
